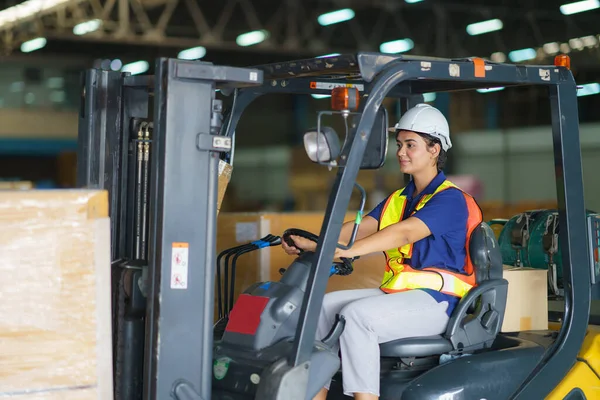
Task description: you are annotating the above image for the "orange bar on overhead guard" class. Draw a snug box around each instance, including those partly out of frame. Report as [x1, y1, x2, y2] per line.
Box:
[471, 57, 486, 78]
[331, 87, 359, 111]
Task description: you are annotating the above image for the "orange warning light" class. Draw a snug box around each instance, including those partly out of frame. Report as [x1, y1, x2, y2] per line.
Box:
[331, 87, 360, 111]
[554, 54, 571, 70]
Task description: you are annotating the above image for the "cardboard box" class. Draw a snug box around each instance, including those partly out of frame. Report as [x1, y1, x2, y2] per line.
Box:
[217, 160, 233, 214]
[500, 265, 548, 332]
[0, 181, 33, 190]
[0, 190, 113, 399]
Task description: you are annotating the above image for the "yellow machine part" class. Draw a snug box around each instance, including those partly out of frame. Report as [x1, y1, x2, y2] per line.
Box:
[546, 323, 600, 399]
[487, 219, 507, 240]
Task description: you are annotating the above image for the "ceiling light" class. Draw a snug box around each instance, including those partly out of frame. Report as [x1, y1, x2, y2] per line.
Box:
[122, 60, 149, 75]
[569, 38, 584, 50]
[20, 37, 46, 52]
[508, 48, 537, 62]
[236, 30, 269, 47]
[405, 0, 424, 3]
[317, 53, 341, 58]
[477, 87, 505, 93]
[110, 59, 122, 71]
[380, 38, 414, 53]
[560, 0, 600, 15]
[560, 43, 571, 53]
[311, 94, 331, 99]
[490, 52, 507, 62]
[581, 35, 598, 47]
[73, 19, 101, 35]
[543, 42, 560, 54]
[466, 19, 503, 36]
[317, 8, 355, 26]
[577, 83, 600, 96]
[178, 46, 206, 60]
[423, 93, 436, 102]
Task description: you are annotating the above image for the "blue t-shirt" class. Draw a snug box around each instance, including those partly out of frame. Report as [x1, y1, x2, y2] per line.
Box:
[367, 171, 468, 316]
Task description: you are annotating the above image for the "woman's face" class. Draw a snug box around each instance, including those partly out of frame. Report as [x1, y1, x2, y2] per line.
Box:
[396, 130, 439, 174]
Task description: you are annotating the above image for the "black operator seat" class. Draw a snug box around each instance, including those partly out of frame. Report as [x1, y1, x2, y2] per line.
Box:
[379, 222, 508, 358]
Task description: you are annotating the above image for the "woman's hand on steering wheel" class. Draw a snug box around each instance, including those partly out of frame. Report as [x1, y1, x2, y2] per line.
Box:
[281, 234, 317, 255]
[334, 246, 355, 260]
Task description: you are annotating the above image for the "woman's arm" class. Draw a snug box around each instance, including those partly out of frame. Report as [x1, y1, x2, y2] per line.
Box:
[338, 215, 379, 245]
[281, 215, 379, 255]
[335, 216, 431, 259]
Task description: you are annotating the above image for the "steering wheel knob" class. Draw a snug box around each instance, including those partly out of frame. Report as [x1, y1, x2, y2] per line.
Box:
[282, 228, 319, 253]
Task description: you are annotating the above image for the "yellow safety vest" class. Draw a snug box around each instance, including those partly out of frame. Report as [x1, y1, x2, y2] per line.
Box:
[378, 180, 482, 298]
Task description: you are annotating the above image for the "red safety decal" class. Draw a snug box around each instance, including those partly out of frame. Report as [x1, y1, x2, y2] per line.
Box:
[225, 294, 270, 335]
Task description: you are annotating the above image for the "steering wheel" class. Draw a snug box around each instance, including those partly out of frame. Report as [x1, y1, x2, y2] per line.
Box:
[282, 228, 354, 276]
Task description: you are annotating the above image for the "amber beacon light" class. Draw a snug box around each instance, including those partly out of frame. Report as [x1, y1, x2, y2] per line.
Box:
[554, 54, 571, 70]
[331, 86, 360, 112]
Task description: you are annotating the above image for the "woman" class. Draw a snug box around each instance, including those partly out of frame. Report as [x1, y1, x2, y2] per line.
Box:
[282, 104, 482, 400]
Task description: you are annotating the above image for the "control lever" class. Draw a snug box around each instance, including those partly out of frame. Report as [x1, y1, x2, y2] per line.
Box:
[336, 182, 366, 251]
[216, 234, 282, 319]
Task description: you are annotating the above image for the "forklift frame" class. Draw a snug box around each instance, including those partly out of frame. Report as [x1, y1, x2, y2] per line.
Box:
[77, 52, 593, 400]
[77, 58, 264, 400]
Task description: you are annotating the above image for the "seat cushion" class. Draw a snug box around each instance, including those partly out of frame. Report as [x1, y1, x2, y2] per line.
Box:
[379, 335, 453, 358]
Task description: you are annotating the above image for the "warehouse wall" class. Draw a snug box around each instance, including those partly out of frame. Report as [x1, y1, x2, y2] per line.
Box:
[229, 121, 600, 212]
[452, 123, 600, 211]
[0, 108, 77, 138]
[1, 86, 599, 212]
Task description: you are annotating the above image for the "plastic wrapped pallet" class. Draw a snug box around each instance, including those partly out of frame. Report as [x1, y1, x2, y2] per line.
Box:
[0, 190, 113, 399]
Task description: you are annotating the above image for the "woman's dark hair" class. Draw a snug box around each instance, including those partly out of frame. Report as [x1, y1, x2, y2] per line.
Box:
[417, 132, 447, 171]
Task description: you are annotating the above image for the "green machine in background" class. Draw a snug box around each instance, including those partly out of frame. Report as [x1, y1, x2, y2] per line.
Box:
[496, 210, 561, 269]
[491, 209, 600, 298]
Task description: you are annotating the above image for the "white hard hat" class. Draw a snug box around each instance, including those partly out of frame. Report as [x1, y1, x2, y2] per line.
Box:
[390, 103, 452, 151]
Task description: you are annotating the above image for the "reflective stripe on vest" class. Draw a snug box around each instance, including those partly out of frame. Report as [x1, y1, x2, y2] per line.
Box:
[378, 180, 482, 298]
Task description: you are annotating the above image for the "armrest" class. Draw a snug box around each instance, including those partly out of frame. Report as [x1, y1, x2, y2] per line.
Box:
[445, 279, 509, 353]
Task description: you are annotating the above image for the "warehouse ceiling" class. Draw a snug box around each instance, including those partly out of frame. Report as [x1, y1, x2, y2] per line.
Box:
[0, 0, 599, 71]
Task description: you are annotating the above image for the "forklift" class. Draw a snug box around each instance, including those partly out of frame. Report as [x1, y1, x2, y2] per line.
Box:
[76, 52, 600, 400]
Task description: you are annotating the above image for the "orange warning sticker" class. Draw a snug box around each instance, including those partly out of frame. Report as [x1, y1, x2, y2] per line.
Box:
[471, 57, 486, 78]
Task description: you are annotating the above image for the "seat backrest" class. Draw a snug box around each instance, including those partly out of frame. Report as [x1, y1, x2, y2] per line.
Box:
[469, 222, 504, 285]
[443, 223, 508, 352]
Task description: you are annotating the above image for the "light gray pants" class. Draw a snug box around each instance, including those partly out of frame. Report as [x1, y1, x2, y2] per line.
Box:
[316, 288, 450, 397]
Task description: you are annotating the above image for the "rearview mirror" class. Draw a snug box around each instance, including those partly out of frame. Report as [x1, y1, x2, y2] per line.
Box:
[303, 126, 341, 164]
[303, 106, 389, 169]
[342, 106, 389, 170]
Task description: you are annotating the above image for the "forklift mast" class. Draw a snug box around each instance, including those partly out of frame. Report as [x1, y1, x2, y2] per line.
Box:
[76, 58, 263, 400]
